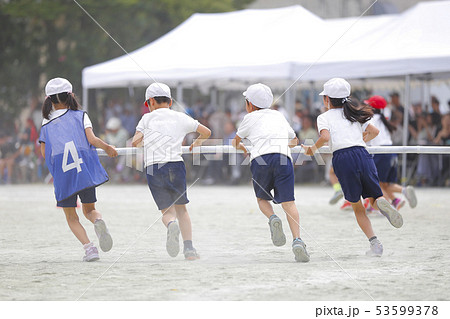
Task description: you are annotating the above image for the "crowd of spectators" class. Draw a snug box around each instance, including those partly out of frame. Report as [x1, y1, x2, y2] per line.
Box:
[1, 91, 449, 187]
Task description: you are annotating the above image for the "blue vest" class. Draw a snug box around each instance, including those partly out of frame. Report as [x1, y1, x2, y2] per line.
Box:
[39, 110, 109, 201]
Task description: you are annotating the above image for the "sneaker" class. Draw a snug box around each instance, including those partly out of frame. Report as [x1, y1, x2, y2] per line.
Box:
[292, 238, 310, 262]
[363, 198, 370, 209]
[166, 221, 180, 257]
[403, 186, 417, 208]
[83, 243, 100, 262]
[268, 215, 286, 247]
[340, 200, 353, 211]
[94, 219, 113, 252]
[329, 190, 344, 205]
[376, 198, 403, 228]
[366, 238, 383, 257]
[184, 247, 200, 260]
[392, 197, 405, 210]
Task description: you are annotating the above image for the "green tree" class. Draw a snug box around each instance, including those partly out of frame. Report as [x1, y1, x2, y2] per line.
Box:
[0, 0, 252, 120]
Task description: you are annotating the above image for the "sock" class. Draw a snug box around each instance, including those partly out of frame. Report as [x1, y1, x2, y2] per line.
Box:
[83, 242, 93, 250]
[269, 214, 277, 221]
[369, 236, 377, 242]
[184, 240, 193, 250]
[333, 183, 341, 192]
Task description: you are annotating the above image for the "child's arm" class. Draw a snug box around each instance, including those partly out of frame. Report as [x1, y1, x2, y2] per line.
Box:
[289, 137, 299, 148]
[85, 127, 118, 157]
[131, 131, 144, 147]
[301, 129, 330, 156]
[40, 143, 45, 159]
[231, 135, 248, 156]
[362, 123, 379, 143]
[189, 124, 211, 151]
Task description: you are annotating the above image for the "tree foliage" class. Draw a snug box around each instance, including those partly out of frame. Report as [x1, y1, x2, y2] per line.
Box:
[0, 0, 252, 117]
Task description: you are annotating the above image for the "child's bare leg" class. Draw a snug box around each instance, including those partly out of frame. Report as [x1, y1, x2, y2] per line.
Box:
[385, 183, 403, 195]
[280, 201, 300, 239]
[257, 198, 275, 218]
[82, 203, 102, 223]
[379, 182, 393, 202]
[161, 205, 177, 227]
[63, 208, 90, 245]
[329, 166, 339, 185]
[175, 204, 192, 241]
[351, 200, 375, 239]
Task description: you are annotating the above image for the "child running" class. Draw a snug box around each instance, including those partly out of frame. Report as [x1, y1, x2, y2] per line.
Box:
[131, 83, 211, 260]
[232, 83, 310, 262]
[39, 78, 117, 262]
[302, 78, 403, 257]
[364, 95, 417, 210]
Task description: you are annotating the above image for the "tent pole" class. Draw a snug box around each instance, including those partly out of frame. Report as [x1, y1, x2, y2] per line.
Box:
[176, 82, 183, 104]
[284, 86, 296, 123]
[211, 86, 218, 108]
[83, 86, 89, 112]
[401, 74, 411, 186]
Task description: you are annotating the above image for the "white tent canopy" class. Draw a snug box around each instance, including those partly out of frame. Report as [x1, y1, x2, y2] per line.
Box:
[313, 1, 450, 79]
[82, 1, 450, 91]
[82, 5, 328, 90]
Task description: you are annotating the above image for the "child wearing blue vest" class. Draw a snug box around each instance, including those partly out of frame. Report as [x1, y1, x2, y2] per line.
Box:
[132, 83, 211, 260]
[39, 78, 117, 262]
[232, 83, 310, 262]
[302, 78, 403, 257]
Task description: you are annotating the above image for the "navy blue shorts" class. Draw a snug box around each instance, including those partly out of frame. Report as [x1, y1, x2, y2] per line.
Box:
[250, 153, 295, 204]
[57, 187, 97, 207]
[373, 153, 398, 183]
[146, 161, 189, 210]
[332, 146, 383, 203]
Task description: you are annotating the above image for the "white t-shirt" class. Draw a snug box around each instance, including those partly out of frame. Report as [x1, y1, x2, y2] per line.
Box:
[366, 113, 393, 146]
[236, 109, 296, 161]
[136, 108, 199, 167]
[42, 109, 92, 129]
[317, 108, 369, 153]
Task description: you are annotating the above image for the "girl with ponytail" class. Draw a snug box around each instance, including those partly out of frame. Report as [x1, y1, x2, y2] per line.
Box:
[364, 95, 417, 211]
[39, 77, 117, 262]
[302, 78, 404, 258]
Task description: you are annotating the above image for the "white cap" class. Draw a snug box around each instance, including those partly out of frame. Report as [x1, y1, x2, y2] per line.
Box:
[106, 117, 122, 130]
[145, 82, 171, 100]
[243, 83, 273, 109]
[45, 78, 72, 96]
[319, 78, 351, 98]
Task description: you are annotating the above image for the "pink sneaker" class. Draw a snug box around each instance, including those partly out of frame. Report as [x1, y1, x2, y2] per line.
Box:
[340, 200, 352, 211]
[363, 198, 370, 209]
[392, 198, 405, 210]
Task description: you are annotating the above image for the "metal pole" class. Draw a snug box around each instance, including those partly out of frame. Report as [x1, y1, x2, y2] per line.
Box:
[401, 74, 411, 185]
[97, 145, 450, 157]
[210, 86, 217, 108]
[284, 86, 296, 123]
[176, 82, 183, 104]
[83, 86, 89, 112]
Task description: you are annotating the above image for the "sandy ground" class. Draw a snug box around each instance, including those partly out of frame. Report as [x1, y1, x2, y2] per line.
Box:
[0, 183, 449, 301]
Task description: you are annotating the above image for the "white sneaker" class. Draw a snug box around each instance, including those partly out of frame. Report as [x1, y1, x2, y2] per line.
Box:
[366, 238, 383, 257]
[329, 190, 344, 205]
[292, 238, 310, 262]
[376, 198, 403, 228]
[94, 219, 113, 252]
[166, 221, 180, 257]
[268, 215, 286, 247]
[83, 243, 100, 262]
[403, 186, 417, 208]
